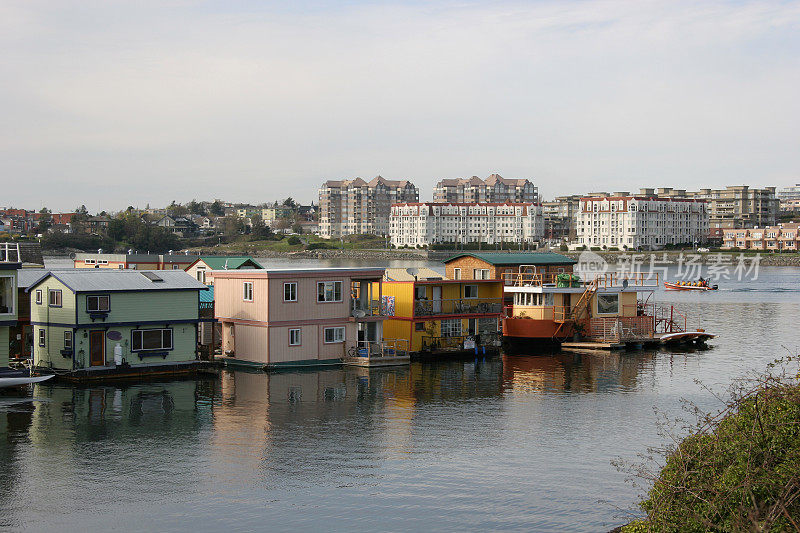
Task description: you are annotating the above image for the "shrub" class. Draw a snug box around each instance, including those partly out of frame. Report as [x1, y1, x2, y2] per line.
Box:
[306, 242, 333, 250]
[619, 359, 800, 532]
[286, 236, 302, 246]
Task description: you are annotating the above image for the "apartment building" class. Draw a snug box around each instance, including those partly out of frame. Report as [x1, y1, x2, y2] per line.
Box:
[576, 196, 709, 249]
[433, 174, 538, 204]
[778, 184, 800, 201]
[390, 202, 544, 247]
[639, 186, 779, 230]
[721, 223, 800, 251]
[542, 195, 581, 241]
[319, 176, 419, 238]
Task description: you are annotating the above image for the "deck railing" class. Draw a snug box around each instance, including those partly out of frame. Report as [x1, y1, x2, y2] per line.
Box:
[348, 338, 410, 358]
[420, 332, 501, 352]
[501, 271, 660, 289]
[413, 298, 503, 317]
[586, 316, 655, 342]
[351, 299, 385, 318]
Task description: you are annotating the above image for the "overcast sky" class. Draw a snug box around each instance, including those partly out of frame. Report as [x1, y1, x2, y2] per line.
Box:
[2, 0, 799, 212]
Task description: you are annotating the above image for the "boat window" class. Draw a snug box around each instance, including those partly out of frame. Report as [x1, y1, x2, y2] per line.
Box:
[544, 293, 554, 306]
[597, 294, 619, 314]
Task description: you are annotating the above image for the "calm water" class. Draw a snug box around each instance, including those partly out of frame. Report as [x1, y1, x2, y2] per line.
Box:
[6, 261, 799, 532]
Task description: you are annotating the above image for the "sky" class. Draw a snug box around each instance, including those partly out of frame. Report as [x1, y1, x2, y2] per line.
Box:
[1, 0, 799, 212]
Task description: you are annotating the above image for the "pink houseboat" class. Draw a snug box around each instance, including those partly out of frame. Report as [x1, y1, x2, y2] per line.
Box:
[213, 268, 388, 369]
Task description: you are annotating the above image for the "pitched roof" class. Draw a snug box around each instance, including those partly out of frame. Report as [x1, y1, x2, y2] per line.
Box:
[192, 256, 263, 270]
[443, 252, 577, 266]
[27, 269, 207, 293]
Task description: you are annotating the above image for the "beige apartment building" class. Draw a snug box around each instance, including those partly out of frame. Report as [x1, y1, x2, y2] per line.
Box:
[318, 176, 419, 238]
[721, 223, 800, 251]
[638, 186, 779, 231]
[542, 194, 581, 241]
[433, 174, 538, 204]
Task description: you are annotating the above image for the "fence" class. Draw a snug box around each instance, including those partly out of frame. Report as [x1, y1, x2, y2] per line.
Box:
[348, 338, 410, 358]
[420, 332, 501, 352]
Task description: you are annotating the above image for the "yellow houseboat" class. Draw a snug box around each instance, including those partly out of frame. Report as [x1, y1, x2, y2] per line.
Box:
[502, 270, 714, 350]
[378, 267, 505, 359]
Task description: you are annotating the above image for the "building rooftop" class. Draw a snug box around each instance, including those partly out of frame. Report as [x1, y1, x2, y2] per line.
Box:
[190, 256, 263, 270]
[444, 252, 577, 266]
[384, 267, 444, 282]
[27, 269, 206, 293]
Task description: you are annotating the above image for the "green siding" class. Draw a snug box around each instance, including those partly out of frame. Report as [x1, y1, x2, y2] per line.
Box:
[29, 277, 77, 327]
[75, 290, 198, 324]
[0, 326, 9, 367]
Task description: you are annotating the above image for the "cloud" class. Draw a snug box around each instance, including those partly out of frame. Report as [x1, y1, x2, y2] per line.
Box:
[1, 0, 798, 211]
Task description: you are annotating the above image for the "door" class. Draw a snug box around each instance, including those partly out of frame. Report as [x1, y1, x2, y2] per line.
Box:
[89, 331, 105, 367]
[432, 286, 442, 314]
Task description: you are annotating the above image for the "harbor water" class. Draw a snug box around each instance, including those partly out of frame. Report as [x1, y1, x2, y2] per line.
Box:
[2, 261, 799, 531]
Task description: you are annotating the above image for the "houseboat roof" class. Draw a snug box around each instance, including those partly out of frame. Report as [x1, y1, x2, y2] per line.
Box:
[187, 256, 264, 270]
[17, 269, 49, 289]
[444, 252, 577, 266]
[26, 269, 207, 293]
[384, 267, 444, 281]
[211, 267, 386, 278]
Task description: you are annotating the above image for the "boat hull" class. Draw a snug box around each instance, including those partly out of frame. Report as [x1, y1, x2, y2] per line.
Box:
[664, 282, 717, 291]
[0, 374, 54, 388]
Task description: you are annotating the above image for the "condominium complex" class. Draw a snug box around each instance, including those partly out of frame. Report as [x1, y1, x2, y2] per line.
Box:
[777, 184, 800, 200]
[319, 176, 419, 238]
[541, 194, 581, 241]
[433, 174, 538, 204]
[576, 196, 709, 249]
[389, 202, 543, 248]
[638, 186, 779, 230]
[722, 223, 799, 251]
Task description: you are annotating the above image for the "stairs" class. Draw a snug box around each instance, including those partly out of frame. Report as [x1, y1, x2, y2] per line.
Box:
[552, 278, 598, 340]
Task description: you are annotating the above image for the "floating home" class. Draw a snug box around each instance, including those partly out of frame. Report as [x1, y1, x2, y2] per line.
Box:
[379, 267, 504, 358]
[502, 271, 714, 350]
[73, 252, 199, 270]
[0, 244, 21, 367]
[184, 256, 263, 285]
[443, 252, 577, 281]
[29, 269, 207, 380]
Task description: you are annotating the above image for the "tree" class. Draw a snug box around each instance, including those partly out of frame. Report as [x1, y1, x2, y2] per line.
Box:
[167, 201, 188, 218]
[222, 215, 244, 237]
[282, 197, 297, 209]
[209, 200, 225, 216]
[37, 207, 52, 233]
[188, 200, 206, 215]
[292, 222, 304, 234]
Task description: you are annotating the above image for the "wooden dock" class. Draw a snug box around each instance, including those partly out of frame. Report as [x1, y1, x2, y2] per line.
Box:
[343, 355, 410, 367]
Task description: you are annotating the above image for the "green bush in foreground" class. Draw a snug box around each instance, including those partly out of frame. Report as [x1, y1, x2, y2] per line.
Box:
[621, 363, 800, 532]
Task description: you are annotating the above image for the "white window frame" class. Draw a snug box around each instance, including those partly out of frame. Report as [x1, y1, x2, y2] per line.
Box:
[323, 326, 346, 344]
[453, 268, 461, 280]
[289, 328, 301, 346]
[440, 318, 462, 337]
[38, 328, 45, 347]
[35, 289, 42, 305]
[284, 282, 298, 302]
[131, 328, 173, 351]
[243, 282, 253, 302]
[317, 281, 342, 303]
[64, 330, 73, 350]
[464, 285, 479, 299]
[473, 268, 490, 280]
[48, 289, 62, 308]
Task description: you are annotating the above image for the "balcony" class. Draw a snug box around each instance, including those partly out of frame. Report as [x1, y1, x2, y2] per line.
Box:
[351, 300, 386, 318]
[413, 298, 503, 317]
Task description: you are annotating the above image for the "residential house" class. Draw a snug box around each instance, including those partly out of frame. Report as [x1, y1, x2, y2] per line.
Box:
[721, 223, 800, 251]
[88, 215, 111, 234]
[29, 270, 206, 375]
[0, 243, 21, 366]
[443, 252, 577, 284]
[213, 268, 386, 369]
[156, 215, 196, 237]
[74, 252, 199, 270]
[378, 267, 504, 355]
[185, 256, 264, 285]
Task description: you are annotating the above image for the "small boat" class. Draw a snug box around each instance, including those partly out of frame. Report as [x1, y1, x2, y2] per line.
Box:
[660, 330, 716, 345]
[664, 279, 718, 291]
[0, 368, 54, 388]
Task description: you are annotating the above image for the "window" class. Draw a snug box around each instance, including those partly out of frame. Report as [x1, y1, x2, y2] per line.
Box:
[453, 268, 461, 280]
[473, 269, 490, 280]
[172, 265, 181, 270]
[284, 282, 297, 302]
[415, 322, 425, 331]
[196, 269, 206, 283]
[38, 328, 45, 347]
[132, 329, 173, 351]
[48, 289, 62, 308]
[84, 259, 96, 265]
[414, 286, 426, 300]
[35, 290, 42, 305]
[64, 331, 73, 350]
[324, 326, 345, 343]
[597, 294, 619, 315]
[243, 282, 253, 301]
[464, 285, 479, 299]
[467, 318, 477, 335]
[440, 319, 462, 337]
[289, 328, 301, 346]
[317, 281, 342, 302]
[87, 295, 110, 312]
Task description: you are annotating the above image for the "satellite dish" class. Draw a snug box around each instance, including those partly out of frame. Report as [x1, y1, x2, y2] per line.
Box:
[406, 267, 420, 277]
[353, 309, 366, 318]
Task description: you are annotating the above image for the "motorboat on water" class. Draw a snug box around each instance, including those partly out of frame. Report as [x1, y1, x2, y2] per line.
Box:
[0, 368, 54, 388]
[664, 279, 718, 291]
